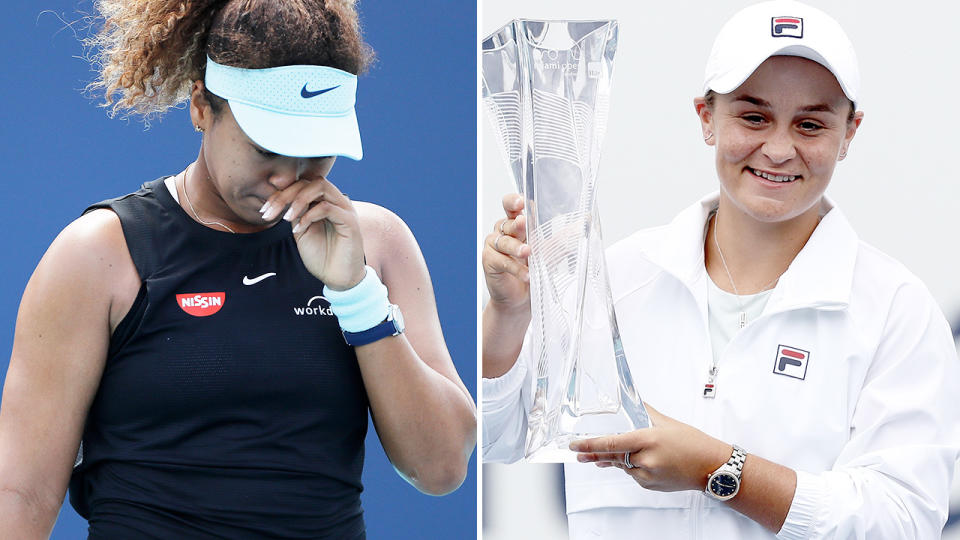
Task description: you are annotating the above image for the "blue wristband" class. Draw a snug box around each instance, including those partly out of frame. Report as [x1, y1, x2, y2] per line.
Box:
[322, 266, 390, 333]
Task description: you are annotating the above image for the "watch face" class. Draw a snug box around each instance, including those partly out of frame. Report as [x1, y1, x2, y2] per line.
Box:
[709, 472, 739, 498]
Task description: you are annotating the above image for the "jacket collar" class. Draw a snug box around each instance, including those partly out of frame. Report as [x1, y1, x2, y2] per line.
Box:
[641, 192, 859, 312]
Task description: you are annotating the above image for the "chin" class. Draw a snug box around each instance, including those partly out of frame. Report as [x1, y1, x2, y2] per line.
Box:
[742, 195, 822, 225]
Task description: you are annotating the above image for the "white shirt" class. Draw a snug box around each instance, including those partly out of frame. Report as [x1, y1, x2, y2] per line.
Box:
[483, 194, 960, 539]
[707, 276, 773, 374]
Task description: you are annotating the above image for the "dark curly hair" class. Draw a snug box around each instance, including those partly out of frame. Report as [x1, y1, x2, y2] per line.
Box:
[84, 0, 374, 119]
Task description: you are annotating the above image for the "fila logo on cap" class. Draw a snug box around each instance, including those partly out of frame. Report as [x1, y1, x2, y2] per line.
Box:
[771, 16, 803, 39]
[773, 344, 809, 380]
[176, 292, 226, 317]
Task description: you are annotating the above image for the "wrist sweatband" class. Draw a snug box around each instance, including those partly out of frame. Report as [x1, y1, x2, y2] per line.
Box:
[323, 266, 390, 333]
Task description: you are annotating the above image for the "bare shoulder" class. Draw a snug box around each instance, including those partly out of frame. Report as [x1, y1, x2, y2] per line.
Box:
[354, 201, 411, 239]
[0, 209, 138, 520]
[353, 201, 421, 273]
[41, 209, 140, 330]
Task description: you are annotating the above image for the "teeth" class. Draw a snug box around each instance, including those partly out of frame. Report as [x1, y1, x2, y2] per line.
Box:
[752, 168, 796, 182]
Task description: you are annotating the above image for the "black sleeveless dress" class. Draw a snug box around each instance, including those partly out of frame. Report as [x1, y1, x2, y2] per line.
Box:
[69, 178, 369, 539]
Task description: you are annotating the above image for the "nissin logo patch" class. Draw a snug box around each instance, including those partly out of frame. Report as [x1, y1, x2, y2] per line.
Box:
[771, 16, 803, 38]
[176, 292, 226, 317]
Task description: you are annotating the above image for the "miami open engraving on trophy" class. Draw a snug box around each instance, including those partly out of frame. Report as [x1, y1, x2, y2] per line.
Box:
[483, 19, 650, 462]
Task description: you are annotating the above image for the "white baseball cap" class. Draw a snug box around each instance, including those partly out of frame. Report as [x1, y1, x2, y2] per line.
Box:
[703, 0, 859, 107]
[205, 57, 363, 160]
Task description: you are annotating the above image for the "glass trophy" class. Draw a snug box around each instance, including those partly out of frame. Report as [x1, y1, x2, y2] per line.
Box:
[482, 19, 650, 462]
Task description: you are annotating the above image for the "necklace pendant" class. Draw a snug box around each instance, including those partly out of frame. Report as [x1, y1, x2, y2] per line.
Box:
[703, 366, 718, 399]
[738, 311, 746, 329]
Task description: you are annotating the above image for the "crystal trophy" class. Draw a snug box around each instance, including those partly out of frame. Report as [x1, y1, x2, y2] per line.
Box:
[483, 20, 650, 462]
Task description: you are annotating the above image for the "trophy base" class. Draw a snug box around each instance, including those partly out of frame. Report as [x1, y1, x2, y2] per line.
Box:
[523, 435, 580, 463]
[524, 405, 650, 463]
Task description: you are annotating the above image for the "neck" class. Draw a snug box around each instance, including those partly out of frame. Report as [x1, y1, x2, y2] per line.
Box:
[705, 194, 822, 295]
[181, 155, 267, 234]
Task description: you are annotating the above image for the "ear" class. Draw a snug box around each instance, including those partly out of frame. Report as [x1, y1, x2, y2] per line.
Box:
[189, 80, 213, 132]
[694, 97, 715, 146]
[838, 110, 864, 161]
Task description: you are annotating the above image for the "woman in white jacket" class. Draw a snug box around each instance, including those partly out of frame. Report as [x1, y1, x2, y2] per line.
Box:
[482, 1, 960, 538]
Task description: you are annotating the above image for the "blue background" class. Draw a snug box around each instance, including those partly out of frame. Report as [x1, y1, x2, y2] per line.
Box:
[0, 1, 476, 538]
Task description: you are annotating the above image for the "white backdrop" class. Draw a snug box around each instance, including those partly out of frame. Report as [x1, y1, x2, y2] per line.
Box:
[479, 1, 960, 538]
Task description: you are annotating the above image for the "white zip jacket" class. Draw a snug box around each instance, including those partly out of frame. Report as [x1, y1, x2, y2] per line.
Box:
[483, 194, 960, 539]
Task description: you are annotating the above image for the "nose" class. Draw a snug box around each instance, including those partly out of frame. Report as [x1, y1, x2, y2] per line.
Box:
[267, 159, 303, 190]
[761, 127, 797, 164]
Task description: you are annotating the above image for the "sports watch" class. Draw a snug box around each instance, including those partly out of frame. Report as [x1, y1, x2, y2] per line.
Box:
[342, 303, 405, 346]
[705, 444, 747, 501]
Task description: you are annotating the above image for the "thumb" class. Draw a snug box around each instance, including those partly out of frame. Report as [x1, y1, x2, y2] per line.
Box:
[642, 401, 665, 424]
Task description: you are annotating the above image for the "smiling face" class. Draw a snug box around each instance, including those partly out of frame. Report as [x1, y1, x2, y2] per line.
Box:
[189, 82, 336, 230]
[696, 55, 862, 225]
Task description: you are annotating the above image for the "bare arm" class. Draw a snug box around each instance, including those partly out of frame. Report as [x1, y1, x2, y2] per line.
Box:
[261, 176, 475, 495]
[357, 202, 476, 495]
[571, 404, 795, 531]
[481, 194, 530, 378]
[0, 210, 139, 538]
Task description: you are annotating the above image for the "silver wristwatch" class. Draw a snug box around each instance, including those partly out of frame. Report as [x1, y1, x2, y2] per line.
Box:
[705, 444, 747, 501]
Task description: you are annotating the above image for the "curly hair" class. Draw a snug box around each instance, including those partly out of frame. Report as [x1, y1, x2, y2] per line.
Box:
[84, 0, 374, 119]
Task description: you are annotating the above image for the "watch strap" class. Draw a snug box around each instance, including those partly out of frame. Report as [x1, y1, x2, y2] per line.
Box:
[342, 304, 403, 346]
[727, 444, 747, 475]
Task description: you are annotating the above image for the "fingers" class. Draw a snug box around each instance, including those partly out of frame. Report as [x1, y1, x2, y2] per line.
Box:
[569, 435, 621, 454]
[577, 451, 631, 463]
[496, 214, 528, 245]
[482, 194, 531, 283]
[501, 193, 524, 220]
[483, 231, 529, 282]
[261, 181, 310, 222]
[488, 225, 528, 259]
[569, 431, 651, 454]
[292, 200, 356, 237]
[261, 176, 352, 223]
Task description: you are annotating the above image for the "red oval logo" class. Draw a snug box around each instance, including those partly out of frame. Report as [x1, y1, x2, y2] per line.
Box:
[176, 292, 226, 317]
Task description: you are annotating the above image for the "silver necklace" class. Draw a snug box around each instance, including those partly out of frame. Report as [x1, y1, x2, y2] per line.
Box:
[180, 170, 236, 234]
[705, 209, 784, 399]
[712, 209, 782, 328]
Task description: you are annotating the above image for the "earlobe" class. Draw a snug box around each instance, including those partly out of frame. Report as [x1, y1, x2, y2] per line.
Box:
[189, 80, 209, 133]
[693, 97, 714, 145]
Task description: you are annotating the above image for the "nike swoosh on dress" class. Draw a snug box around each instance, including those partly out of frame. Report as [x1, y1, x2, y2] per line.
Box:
[243, 273, 277, 285]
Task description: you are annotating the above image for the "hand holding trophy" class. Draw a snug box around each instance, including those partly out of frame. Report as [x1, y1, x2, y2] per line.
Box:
[483, 19, 649, 462]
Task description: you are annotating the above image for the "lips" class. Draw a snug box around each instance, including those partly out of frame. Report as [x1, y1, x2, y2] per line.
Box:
[747, 166, 799, 183]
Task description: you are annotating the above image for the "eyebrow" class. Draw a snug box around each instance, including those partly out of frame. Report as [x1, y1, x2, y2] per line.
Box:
[732, 94, 771, 108]
[732, 94, 837, 114]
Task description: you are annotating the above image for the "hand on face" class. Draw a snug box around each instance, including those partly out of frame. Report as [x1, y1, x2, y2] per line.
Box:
[482, 193, 531, 312]
[260, 176, 366, 290]
[570, 403, 731, 493]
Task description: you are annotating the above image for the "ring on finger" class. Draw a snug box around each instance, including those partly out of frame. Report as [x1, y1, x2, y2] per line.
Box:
[494, 233, 505, 252]
[498, 219, 508, 235]
[623, 451, 635, 469]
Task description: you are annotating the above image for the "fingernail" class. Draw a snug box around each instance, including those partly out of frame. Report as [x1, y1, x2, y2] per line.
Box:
[292, 221, 302, 234]
[259, 201, 271, 214]
[263, 205, 282, 222]
[283, 207, 295, 222]
[577, 454, 588, 462]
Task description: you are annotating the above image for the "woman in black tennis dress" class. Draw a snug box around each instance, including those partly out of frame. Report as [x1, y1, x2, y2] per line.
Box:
[0, 1, 476, 538]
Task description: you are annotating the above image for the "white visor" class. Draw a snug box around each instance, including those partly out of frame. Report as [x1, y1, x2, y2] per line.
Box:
[205, 57, 362, 160]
